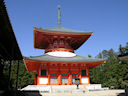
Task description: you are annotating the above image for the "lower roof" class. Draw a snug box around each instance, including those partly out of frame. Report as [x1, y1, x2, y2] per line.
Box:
[24, 54, 105, 63]
[24, 54, 106, 72]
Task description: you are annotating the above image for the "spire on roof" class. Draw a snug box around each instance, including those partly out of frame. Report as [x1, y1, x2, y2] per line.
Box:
[57, 5, 61, 28]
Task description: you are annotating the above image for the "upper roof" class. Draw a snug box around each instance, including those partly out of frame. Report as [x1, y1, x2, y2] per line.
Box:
[34, 27, 92, 50]
[36, 27, 93, 34]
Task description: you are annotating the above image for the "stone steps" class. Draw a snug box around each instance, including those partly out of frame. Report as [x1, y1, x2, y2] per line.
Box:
[21, 84, 108, 93]
[21, 85, 51, 93]
[51, 85, 87, 93]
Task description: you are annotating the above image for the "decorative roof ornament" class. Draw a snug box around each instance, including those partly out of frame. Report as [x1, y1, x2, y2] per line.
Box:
[39, 5, 93, 34]
[57, 5, 61, 28]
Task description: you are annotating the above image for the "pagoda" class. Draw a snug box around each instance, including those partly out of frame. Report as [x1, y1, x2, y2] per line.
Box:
[24, 6, 105, 85]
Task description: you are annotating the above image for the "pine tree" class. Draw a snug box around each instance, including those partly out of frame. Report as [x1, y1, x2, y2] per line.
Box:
[3, 60, 35, 89]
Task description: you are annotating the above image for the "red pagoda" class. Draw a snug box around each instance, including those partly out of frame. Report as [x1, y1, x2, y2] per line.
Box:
[24, 6, 105, 85]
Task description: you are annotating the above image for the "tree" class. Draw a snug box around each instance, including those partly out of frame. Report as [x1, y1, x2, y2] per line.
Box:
[89, 44, 128, 89]
[3, 60, 35, 89]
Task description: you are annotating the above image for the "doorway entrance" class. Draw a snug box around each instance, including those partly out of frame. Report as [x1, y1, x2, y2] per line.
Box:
[72, 73, 78, 84]
[61, 73, 68, 84]
[50, 73, 58, 84]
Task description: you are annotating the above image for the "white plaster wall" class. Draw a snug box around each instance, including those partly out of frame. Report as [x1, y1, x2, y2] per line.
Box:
[39, 78, 48, 84]
[81, 77, 88, 84]
[46, 51, 76, 57]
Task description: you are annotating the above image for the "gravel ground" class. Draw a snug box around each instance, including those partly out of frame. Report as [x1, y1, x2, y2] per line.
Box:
[41, 90, 125, 96]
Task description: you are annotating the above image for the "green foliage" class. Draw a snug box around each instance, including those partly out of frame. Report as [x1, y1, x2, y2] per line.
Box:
[3, 60, 34, 89]
[89, 42, 128, 89]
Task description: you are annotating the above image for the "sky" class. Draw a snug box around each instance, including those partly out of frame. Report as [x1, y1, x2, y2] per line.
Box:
[4, 0, 128, 57]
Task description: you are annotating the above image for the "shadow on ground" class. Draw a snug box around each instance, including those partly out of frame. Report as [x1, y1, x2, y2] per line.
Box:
[117, 92, 126, 96]
[0, 90, 41, 96]
[21, 90, 41, 96]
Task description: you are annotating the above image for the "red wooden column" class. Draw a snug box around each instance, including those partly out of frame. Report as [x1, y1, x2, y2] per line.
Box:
[37, 69, 40, 85]
[57, 68, 61, 85]
[34, 73, 37, 85]
[86, 68, 90, 84]
[79, 67, 82, 84]
[48, 74, 50, 85]
[68, 69, 72, 85]
[48, 66, 50, 85]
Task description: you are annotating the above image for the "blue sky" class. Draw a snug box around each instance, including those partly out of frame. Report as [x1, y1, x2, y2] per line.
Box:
[5, 0, 128, 57]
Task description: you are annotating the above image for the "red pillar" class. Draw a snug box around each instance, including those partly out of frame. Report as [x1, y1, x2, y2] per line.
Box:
[48, 70, 50, 85]
[68, 69, 72, 85]
[58, 69, 61, 85]
[87, 68, 90, 84]
[34, 73, 37, 85]
[79, 68, 82, 84]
